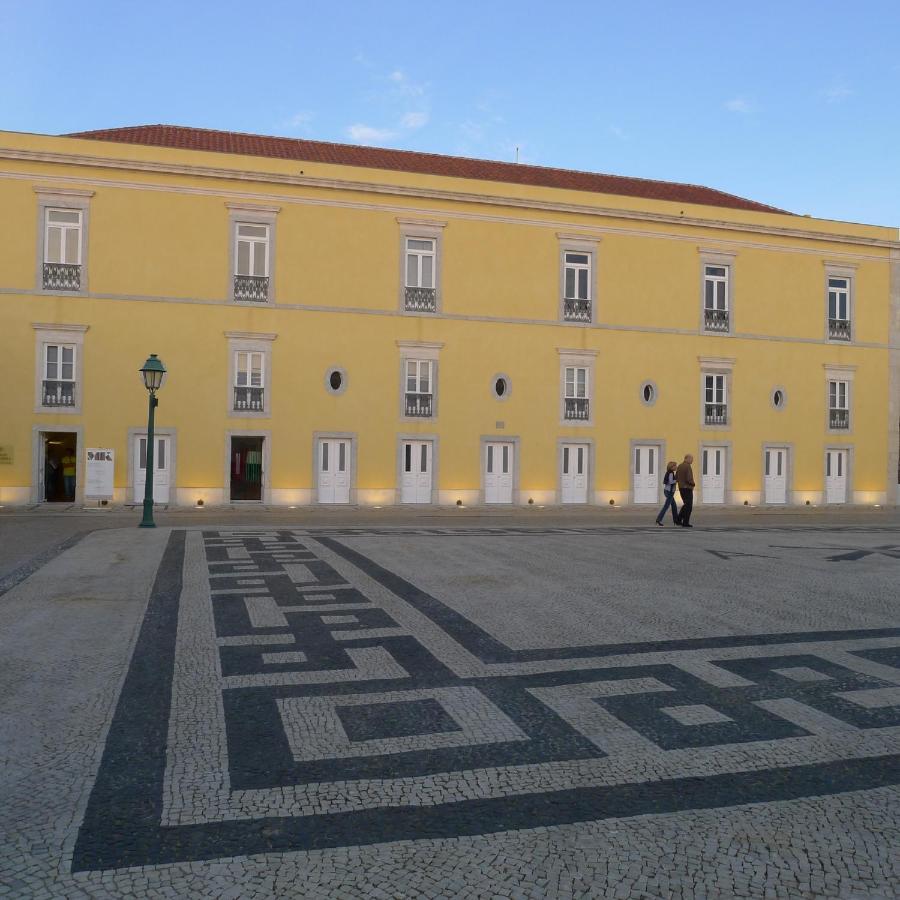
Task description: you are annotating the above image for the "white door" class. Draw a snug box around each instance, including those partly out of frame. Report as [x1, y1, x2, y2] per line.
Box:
[764, 448, 787, 504]
[825, 449, 848, 504]
[134, 435, 171, 503]
[318, 439, 351, 504]
[561, 443, 589, 503]
[484, 442, 513, 504]
[701, 447, 726, 504]
[401, 441, 432, 504]
[632, 445, 658, 504]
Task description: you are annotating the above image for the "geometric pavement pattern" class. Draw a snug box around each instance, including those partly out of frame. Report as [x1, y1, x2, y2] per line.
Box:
[72, 529, 900, 870]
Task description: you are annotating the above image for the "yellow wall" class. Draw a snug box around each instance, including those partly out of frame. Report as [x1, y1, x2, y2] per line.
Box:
[0, 129, 896, 507]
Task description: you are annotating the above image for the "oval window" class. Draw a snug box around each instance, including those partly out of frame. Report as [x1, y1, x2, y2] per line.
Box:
[329, 370, 343, 391]
[773, 389, 784, 408]
[495, 378, 506, 397]
[639, 381, 657, 406]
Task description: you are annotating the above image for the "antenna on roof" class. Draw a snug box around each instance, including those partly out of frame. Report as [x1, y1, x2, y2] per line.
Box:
[515, 146, 519, 164]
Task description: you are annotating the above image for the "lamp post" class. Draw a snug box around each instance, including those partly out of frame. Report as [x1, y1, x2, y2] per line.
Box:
[139, 354, 167, 528]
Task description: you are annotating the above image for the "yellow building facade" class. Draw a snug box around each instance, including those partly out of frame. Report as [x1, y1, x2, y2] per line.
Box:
[1, 126, 898, 509]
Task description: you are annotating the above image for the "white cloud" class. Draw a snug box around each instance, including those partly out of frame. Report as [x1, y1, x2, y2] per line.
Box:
[389, 70, 404, 82]
[724, 97, 753, 113]
[286, 111, 312, 128]
[608, 124, 628, 141]
[400, 111, 428, 130]
[823, 83, 853, 103]
[346, 123, 396, 144]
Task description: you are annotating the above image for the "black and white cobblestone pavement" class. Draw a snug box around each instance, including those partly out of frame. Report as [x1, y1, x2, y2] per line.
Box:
[1, 521, 898, 898]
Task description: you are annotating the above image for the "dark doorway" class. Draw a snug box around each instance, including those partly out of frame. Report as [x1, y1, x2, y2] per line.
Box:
[230, 436, 263, 501]
[44, 432, 77, 502]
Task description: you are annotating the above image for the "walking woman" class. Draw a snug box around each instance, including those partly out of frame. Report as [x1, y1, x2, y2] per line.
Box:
[656, 460, 680, 526]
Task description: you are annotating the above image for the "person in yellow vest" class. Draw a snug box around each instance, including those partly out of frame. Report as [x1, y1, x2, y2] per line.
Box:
[62, 448, 76, 500]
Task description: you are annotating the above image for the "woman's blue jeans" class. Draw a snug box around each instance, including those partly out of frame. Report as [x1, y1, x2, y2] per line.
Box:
[656, 490, 679, 524]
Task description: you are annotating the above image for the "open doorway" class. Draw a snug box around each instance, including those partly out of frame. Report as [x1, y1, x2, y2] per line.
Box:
[43, 432, 77, 502]
[230, 436, 264, 501]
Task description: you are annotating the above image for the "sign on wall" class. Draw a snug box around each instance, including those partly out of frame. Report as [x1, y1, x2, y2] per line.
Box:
[0, 445, 13, 464]
[85, 448, 115, 499]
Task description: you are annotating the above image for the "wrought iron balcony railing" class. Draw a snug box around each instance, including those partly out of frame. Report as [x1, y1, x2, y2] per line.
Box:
[564, 397, 590, 420]
[405, 393, 433, 417]
[704, 403, 728, 425]
[42, 263, 81, 291]
[234, 386, 265, 411]
[233, 275, 270, 302]
[704, 307, 730, 332]
[828, 318, 851, 341]
[404, 286, 436, 312]
[42, 380, 76, 407]
[829, 408, 850, 430]
[563, 298, 592, 322]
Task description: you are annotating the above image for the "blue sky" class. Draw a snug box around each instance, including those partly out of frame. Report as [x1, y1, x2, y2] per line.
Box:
[2, 1, 898, 226]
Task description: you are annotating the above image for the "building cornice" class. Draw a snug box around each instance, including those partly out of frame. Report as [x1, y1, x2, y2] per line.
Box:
[2, 146, 897, 251]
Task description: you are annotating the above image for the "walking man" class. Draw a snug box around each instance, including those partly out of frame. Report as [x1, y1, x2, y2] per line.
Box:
[675, 454, 695, 527]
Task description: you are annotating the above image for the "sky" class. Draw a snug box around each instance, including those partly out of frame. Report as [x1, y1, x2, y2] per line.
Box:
[1, 1, 898, 227]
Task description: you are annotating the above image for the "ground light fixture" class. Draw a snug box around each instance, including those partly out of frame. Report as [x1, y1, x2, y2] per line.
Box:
[138, 354, 167, 529]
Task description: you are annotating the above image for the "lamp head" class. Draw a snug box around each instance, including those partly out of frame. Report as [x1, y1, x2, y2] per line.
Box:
[140, 354, 167, 393]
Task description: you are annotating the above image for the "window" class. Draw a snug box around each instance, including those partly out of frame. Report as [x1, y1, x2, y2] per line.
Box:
[704, 373, 728, 425]
[558, 349, 596, 424]
[828, 379, 850, 429]
[35, 187, 93, 293]
[226, 331, 275, 415]
[772, 388, 786, 410]
[699, 250, 735, 333]
[404, 237, 437, 311]
[827, 277, 851, 341]
[564, 366, 590, 420]
[233, 223, 270, 302]
[559, 236, 598, 323]
[492, 375, 511, 400]
[43, 209, 83, 291]
[42, 344, 76, 407]
[228, 203, 278, 303]
[703, 265, 729, 332]
[405, 359, 433, 417]
[33, 324, 87, 414]
[234, 351, 264, 411]
[326, 368, 348, 395]
[640, 380, 657, 407]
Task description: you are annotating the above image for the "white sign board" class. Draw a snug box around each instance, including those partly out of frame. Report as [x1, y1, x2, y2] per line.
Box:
[85, 448, 115, 499]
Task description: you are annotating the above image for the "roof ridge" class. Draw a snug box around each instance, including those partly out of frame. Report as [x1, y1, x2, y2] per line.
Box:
[62, 124, 788, 215]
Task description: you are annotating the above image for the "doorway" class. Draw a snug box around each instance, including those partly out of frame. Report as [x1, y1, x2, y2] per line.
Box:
[764, 447, 788, 505]
[632, 444, 659, 504]
[825, 449, 849, 504]
[701, 446, 727, 504]
[134, 434, 171, 504]
[561, 443, 589, 503]
[318, 437, 352, 504]
[400, 440, 433, 504]
[484, 441, 514, 504]
[230, 436, 264, 501]
[43, 432, 77, 502]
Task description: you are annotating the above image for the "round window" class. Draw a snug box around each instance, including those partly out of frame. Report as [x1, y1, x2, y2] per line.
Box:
[639, 380, 658, 407]
[325, 367, 347, 395]
[491, 374, 511, 400]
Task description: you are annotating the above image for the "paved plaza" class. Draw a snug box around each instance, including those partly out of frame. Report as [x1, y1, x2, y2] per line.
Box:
[1, 516, 898, 897]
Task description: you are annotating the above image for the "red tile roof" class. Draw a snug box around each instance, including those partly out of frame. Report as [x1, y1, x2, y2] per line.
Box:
[64, 124, 788, 214]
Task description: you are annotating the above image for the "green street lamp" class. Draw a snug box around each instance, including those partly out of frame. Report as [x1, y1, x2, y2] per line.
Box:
[138, 354, 167, 528]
